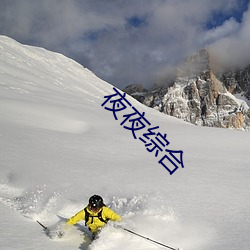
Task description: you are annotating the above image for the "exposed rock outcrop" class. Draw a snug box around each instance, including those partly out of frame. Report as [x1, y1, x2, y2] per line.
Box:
[123, 49, 250, 130]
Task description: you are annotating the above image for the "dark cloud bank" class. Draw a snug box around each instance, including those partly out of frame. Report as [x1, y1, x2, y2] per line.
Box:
[0, 0, 249, 89]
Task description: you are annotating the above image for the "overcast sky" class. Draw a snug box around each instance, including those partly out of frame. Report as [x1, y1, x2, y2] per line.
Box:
[0, 0, 249, 89]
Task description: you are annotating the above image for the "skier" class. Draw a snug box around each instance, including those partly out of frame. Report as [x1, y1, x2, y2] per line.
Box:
[66, 194, 121, 239]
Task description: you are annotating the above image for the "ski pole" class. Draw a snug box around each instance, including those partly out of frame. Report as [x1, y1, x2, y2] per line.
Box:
[37, 220, 48, 231]
[122, 227, 180, 250]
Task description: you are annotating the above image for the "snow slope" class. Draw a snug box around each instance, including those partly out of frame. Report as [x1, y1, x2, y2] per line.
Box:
[0, 36, 249, 250]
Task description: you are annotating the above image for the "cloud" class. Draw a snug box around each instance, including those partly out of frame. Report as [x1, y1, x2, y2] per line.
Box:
[200, 18, 240, 45]
[0, 0, 249, 88]
[209, 3, 250, 69]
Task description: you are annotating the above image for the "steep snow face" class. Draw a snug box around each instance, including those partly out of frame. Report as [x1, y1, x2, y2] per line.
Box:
[0, 36, 250, 250]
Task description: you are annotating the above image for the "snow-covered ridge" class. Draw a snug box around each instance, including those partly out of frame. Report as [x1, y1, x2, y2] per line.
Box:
[0, 35, 115, 134]
[0, 35, 114, 99]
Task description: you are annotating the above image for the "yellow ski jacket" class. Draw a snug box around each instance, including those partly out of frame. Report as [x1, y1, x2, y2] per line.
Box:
[67, 206, 121, 233]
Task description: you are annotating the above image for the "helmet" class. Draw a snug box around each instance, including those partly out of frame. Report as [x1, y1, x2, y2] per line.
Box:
[89, 195, 104, 211]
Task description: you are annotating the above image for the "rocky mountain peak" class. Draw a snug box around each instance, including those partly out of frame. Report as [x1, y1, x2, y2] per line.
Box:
[123, 49, 250, 130]
[177, 49, 210, 78]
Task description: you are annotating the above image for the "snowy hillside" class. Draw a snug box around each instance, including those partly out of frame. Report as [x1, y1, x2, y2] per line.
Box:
[0, 36, 250, 250]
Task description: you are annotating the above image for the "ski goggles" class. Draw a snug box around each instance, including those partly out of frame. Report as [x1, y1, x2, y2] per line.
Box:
[89, 205, 101, 212]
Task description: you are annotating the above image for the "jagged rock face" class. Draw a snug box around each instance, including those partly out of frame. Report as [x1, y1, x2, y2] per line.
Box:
[123, 83, 147, 103]
[123, 83, 146, 95]
[218, 66, 250, 99]
[123, 49, 250, 130]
